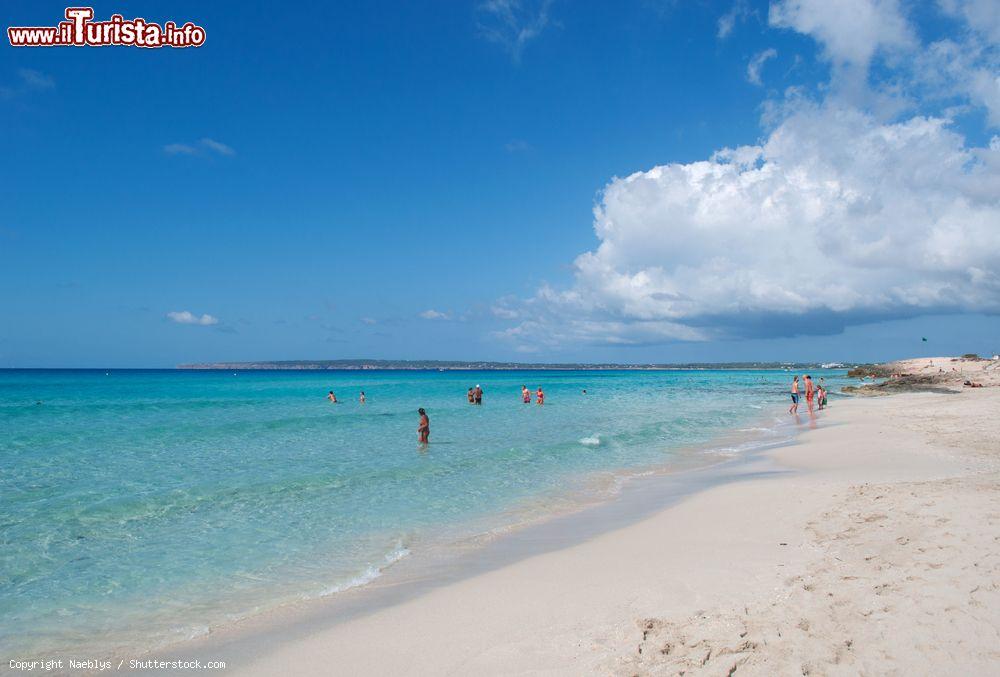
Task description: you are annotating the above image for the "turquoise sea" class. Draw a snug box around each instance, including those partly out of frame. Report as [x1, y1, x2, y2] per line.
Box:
[0, 368, 847, 658]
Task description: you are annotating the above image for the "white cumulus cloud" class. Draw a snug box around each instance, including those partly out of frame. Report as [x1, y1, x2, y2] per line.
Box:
[500, 104, 1000, 345]
[167, 310, 219, 326]
[769, 0, 915, 70]
[910, 34, 1000, 127]
[419, 309, 451, 320]
[492, 0, 1000, 350]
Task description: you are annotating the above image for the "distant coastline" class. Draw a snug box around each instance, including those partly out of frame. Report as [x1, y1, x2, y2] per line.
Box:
[177, 359, 852, 371]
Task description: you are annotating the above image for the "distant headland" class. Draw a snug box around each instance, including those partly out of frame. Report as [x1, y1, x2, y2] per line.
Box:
[177, 359, 851, 371]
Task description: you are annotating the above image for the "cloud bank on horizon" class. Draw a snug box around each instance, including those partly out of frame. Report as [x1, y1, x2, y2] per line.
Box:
[498, 0, 1000, 349]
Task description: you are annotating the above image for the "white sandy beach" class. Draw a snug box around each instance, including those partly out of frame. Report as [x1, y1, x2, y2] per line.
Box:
[8, 0, 998, 671]
[194, 358, 1000, 676]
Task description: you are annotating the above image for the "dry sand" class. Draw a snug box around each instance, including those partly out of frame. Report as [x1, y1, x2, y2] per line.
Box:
[220, 367, 1000, 676]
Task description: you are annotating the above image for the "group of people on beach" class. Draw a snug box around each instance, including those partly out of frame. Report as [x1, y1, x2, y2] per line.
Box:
[788, 375, 827, 414]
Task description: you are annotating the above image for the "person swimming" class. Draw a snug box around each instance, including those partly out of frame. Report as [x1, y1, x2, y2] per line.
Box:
[417, 408, 430, 443]
[327, 391, 338, 403]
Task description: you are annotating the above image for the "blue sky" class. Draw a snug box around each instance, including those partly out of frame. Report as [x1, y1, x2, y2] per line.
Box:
[1, 0, 998, 367]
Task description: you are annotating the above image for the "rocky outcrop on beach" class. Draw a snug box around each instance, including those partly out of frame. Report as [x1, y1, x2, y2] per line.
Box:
[842, 356, 1000, 396]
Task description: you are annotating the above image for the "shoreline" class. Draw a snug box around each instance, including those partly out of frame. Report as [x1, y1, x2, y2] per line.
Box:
[120, 404, 812, 672]
[150, 387, 999, 675]
[3, 368, 835, 668]
[124, 403, 804, 670]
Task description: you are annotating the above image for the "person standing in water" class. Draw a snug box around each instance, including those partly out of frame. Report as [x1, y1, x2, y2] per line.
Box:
[788, 376, 799, 414]
[327, 391, 338, 403]
[359, 391, 366, 404]
[804, 375, 815, 409]
[521, 385, 531, 403]
[417, 408, 430, 444]
[536, 387, 545, 405]
[474, 384, 483, 405]
[467, 387, 475, 404]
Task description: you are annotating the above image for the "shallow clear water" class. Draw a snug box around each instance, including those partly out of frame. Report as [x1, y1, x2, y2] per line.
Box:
[0, 368, 847, 656]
